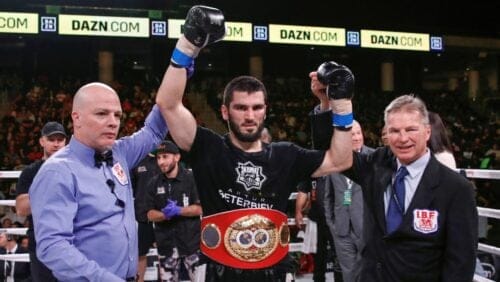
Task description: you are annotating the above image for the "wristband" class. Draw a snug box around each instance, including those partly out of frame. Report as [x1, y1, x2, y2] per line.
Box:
[170, 61, 195, 79]
[332, 112, 353, 129]
[171, 48, 194, 68]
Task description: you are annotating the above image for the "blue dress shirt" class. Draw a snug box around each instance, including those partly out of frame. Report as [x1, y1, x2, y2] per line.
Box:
[30, 105, 167, 281]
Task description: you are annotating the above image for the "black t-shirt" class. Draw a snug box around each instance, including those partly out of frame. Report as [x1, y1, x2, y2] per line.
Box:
[189, 127, 325, 216]
[144, 168, 200, 257]
[15, 159, 44, 253]
[131, 154, 161, 222]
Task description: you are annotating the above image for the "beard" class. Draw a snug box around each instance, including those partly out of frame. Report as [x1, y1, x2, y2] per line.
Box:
[228, 118, 265, 143]
[160, 162, 176, 175]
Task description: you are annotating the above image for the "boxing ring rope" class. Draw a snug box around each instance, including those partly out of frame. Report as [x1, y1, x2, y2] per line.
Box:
[475, 275, 496, 282]
[458, 169, 500, 180]
[479, 243, 500, 257]
[0, 200, 16, 207]
[0, 168, 498, 281]
[0, 227, 28, 236]
[478, 207, 500, 220]
[0, 253, 29, 262]
[0, 171, 21, 179]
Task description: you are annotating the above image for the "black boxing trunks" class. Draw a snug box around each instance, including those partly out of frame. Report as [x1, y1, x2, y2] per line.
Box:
[200, 208, 290, 269]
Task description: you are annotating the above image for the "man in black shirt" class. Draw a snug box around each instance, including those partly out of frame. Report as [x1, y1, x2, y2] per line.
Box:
[156, 5, 354, 281]
[15, 121, 67, 282]
[131, 152, 161, 282]
[145, 140, 201, 281]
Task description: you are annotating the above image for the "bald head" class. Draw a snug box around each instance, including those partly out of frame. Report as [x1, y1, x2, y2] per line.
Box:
[73, 82, 118, 111]
[72, 82, 122, 152]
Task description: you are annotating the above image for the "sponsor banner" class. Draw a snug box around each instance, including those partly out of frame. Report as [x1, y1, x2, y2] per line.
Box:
[168, 19, 252, 42]
[269, 24, 345, 46]
[167, 19, 183, 39]
[59, 14, 149, 37]
[225, 22, 252, 42]
[0, 12, 38, 34]
[361, 29, 430, 51]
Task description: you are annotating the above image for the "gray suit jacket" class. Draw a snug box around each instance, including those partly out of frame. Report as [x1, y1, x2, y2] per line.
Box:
[323, 145, 374, 238]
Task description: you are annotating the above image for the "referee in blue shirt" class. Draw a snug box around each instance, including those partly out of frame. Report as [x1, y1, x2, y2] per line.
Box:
[29, 82, 168, 281]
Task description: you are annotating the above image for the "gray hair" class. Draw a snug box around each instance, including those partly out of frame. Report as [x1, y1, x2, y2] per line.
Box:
[384, 94, 429, 125]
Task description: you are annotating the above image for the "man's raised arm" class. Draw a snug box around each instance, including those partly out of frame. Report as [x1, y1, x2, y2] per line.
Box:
[156, 6, 225, 151]
[312, 61, 355, 177]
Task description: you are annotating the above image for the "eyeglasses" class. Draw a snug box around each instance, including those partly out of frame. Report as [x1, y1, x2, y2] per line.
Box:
[106, 179, 125, 208]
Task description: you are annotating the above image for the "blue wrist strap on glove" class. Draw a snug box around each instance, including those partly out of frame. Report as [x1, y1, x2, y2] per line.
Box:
[171, 48, 194, 68]
[170, 49, 195, 78]
[332, 112, 354, 129]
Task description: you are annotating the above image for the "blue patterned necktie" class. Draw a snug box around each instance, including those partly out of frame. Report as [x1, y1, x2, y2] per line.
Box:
[386, 166, 409, 234]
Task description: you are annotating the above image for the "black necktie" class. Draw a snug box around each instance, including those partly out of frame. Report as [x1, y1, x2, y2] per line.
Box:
[94, 150, 113, 168]
[386, 166, 409, 233]
[5, 251, 11, 278]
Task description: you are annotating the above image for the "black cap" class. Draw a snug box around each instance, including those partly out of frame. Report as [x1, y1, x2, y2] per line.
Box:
[41, 121, 67, 137]
[155, 140, 179, 155]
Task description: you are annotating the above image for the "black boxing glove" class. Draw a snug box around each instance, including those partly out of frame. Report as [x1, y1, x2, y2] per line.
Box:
[316, 61, 354, 130]
[170, 5, 225, 70]
[316, 61, 355, 100]
[184, 5, 226, 48]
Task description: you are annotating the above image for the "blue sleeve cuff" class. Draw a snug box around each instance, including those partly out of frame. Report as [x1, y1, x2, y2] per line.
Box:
[171, 48, 194, 68]
[332, 112, 353, 128]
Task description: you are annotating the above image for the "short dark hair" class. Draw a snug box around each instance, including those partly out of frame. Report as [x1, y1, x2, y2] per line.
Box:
[222, 76, 267, 108]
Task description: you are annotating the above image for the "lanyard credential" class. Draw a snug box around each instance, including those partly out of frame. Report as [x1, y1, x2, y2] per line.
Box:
[343, 178, 354, 206]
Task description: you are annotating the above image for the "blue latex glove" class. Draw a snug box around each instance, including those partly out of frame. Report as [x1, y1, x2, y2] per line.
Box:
[161, 200, 181, 219]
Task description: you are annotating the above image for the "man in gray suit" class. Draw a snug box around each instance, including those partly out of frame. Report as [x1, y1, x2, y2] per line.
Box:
[322, 120, 374, 282]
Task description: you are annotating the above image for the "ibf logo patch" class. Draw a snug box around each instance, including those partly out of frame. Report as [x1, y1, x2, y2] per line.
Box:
[413, 209, 439, 234]
[235, 161, 266, 191]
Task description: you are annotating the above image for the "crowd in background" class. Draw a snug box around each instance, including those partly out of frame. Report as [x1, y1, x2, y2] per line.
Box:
[0, 70, 498, 247]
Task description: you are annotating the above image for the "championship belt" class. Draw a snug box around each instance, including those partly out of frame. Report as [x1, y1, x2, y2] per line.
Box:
[200, 208, 290, 269]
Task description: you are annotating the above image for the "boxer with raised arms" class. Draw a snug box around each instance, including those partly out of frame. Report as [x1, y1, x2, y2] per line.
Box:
[156, 5, 355, 281]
